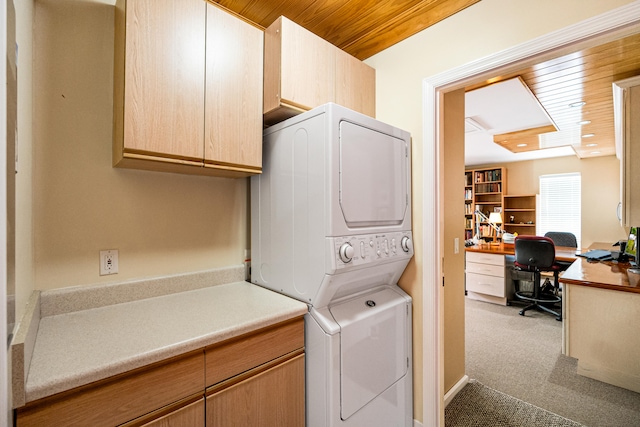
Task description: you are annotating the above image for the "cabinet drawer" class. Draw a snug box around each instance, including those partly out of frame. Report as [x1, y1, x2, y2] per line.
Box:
[466, 261, 504, 277]
[466, 272, 505, 297]
[205, 317, 304, 387]
[16, 351, 204, 427]
[466, 251, 504, 266]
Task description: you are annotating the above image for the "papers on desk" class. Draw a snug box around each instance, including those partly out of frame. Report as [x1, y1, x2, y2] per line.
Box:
[577, 249, 613, 261]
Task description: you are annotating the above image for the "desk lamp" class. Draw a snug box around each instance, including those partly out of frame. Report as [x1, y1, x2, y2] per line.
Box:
[488, 212, 503, 244]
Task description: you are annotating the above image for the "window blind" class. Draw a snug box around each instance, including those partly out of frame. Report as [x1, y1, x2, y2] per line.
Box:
[538, 173, 581, 247]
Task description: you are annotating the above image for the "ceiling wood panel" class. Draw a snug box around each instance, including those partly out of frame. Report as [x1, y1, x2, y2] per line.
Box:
[210, 0, 480, 59]
[470, 32, 640, 159]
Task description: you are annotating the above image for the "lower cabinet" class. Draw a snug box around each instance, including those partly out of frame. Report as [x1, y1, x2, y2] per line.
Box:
[465, 251, 508, 305]
[15, 317, 304, 426]
[16, 351, 205, 427]
[140, 397, 205, 427]
[206, 354, 305, 427]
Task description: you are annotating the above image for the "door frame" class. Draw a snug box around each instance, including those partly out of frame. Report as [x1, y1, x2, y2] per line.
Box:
[421, 3, 640, 426]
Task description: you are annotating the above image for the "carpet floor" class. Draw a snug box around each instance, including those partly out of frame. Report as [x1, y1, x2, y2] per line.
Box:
[462, 297, 640, 426]
[445, 379, 584, 427]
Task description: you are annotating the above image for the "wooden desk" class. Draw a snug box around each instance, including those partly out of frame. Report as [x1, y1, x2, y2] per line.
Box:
[559, 257, 640, 293]
[464, 243, 581, 305]
[466, 242, 580, 263]
[559, 259, 640, 394]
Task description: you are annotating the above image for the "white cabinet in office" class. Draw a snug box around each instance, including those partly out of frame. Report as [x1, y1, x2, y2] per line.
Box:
[465, 252, 508, 305]
[613, 76, 640, 227]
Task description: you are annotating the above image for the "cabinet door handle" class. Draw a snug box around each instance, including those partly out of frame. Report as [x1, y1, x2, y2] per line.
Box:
[617, 201, 622, 221]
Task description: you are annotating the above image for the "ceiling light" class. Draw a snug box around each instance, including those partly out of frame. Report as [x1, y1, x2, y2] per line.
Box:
[516, 143, 527, 147]
[577, 120, 591, 125]
[569, 101, 586, 108]
[582, 133, 595, 138]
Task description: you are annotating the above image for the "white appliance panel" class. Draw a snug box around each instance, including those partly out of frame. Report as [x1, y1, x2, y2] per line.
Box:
[306, 286, 413, 427]
[339, 122, 407, 227]
[329, 288, 408, 420]
[252, 103, 412, 307]
[252, 104, 413, 426]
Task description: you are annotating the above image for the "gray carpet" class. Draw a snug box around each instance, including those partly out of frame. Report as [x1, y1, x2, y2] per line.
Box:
[445, 379, 584, 427]
[463, 297, 640, 426]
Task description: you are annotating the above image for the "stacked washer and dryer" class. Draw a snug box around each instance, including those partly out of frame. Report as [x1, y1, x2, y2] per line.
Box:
[251, 103, 414, 427]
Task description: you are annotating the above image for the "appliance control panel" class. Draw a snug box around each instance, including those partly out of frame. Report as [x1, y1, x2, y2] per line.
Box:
[332, 232, 413, 269]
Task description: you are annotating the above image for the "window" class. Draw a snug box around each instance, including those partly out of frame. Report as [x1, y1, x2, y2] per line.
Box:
[538, 173, 581, 247]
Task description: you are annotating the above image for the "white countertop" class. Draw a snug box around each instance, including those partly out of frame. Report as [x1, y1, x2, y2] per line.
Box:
[21, 281, 308, 403]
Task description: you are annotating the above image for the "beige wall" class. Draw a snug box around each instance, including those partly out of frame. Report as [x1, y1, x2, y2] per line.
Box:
[443, 90, 466, 392]
[483, 155, 628, 247]
[14, 0, 249, 319]
[14, 0, 35, 328]
[365, 0, 636, 422]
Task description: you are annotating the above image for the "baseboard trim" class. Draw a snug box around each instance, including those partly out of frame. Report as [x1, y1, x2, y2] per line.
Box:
[444, 375, 470, 407]
[414, 419, 424, 427]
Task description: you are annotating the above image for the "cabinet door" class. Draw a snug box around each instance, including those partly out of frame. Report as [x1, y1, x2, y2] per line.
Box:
[267, 16, 334, 113]
[206, 354, 305, 427]
[141, 398, 204, 427]
[335, 48, 376, 117]
[623, 84, 640, 225]
[205, 4, 263, 170]
[122, 0, 206, 161]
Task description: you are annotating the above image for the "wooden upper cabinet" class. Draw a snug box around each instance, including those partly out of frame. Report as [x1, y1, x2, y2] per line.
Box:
[335, 48, 376, 118]
[205, 3, 263, 171]
[115, 0, 206, 163]
[113, 0, 263, 177]
[264, 16, 375, 125]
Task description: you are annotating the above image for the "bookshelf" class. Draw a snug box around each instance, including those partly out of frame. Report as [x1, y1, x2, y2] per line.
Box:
[503, 194, 537, 236]
[465, 167, 506, 240]
[464, 171, 473, 240]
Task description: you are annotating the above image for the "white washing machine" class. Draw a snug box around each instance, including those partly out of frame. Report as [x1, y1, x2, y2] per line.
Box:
[251, 103, 413, 426]
[306, 286, 412, 426]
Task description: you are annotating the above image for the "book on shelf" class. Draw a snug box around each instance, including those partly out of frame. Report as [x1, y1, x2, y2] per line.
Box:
[464, 188, 472, 199]
[474, 169, 501, 183]
[475, 182, 502, 193]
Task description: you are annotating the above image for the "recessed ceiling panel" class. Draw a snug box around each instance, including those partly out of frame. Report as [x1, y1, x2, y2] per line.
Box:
[465, 77, 555, 134]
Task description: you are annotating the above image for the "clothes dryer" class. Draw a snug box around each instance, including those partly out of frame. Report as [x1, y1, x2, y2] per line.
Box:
[251, 103, 413, 426]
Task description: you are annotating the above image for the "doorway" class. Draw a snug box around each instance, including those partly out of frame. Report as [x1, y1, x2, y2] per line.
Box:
[422, 5, 640, 426]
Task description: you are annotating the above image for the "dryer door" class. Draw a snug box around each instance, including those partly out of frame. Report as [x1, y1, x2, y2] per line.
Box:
[329, 287, 409, 420]
[339, 121, 408, 228]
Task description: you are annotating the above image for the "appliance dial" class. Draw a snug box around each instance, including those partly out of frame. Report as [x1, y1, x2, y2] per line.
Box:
[339, 243, 355, 263]
[401, 236, 413, 253]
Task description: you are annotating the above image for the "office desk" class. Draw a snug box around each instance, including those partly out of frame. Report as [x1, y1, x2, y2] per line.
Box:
[559, 259, 640, 394]
[464, 243, 580, 305]
[465, 242, 581, 262]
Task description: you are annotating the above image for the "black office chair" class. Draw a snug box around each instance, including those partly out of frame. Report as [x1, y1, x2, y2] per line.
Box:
[544, 231, 577, 248]
[544, 231, 577, 271]
[513, 235, 562, 320]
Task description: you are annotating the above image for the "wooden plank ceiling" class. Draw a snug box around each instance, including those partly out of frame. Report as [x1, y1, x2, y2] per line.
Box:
[211, 0, 481, 60]
[468, 33, 640, 159]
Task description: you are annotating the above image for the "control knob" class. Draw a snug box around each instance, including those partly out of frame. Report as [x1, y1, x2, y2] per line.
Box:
[401, 236, 413, 253]
[339, 243, 355, 263]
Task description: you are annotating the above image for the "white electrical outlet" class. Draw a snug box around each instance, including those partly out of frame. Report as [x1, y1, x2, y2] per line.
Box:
[100, 249, 119, 275]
